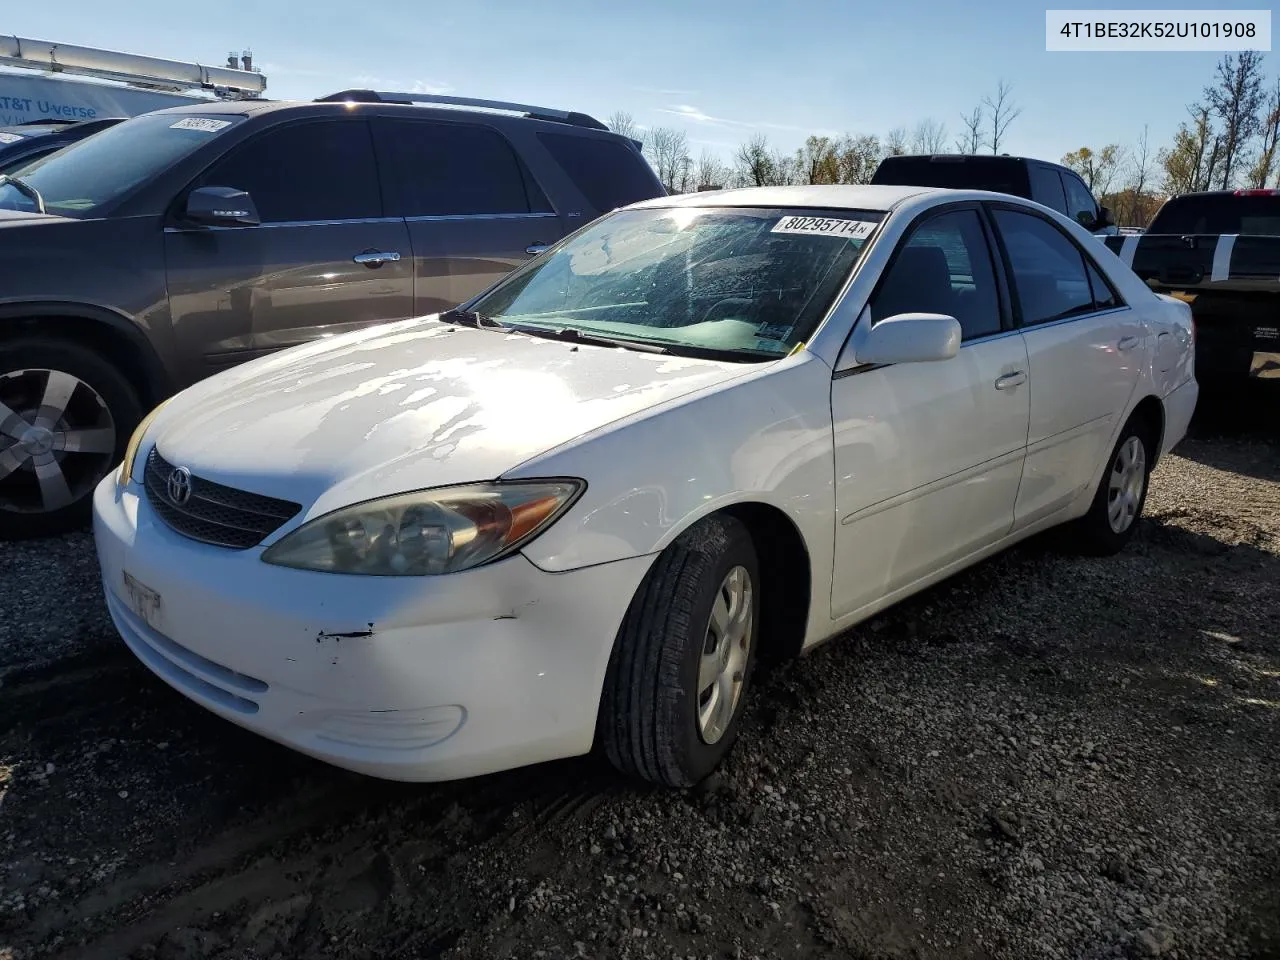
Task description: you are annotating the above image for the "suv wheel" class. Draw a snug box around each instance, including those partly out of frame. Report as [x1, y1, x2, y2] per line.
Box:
[0, 338, 143, 540]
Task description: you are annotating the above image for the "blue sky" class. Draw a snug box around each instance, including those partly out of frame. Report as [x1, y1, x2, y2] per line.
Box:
[8, 0, 1276, 165]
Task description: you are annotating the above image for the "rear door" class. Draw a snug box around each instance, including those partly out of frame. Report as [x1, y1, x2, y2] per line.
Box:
[988, 204, 1144, 529]
[372, 117, 565, 314]
[164, 117, 413, 380]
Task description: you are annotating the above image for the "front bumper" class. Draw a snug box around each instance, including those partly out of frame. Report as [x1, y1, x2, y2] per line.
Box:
[92, 473, 654, 782]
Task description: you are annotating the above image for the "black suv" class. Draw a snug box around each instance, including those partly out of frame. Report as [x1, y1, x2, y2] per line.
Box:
[0, 90, 665, 538]
[871, 153, 1116, 235]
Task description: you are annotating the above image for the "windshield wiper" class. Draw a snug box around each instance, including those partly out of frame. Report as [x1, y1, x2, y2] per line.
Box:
[508, 325, 669, 354]
[437, 307, 507, 330]
[0, 174, 46, 214]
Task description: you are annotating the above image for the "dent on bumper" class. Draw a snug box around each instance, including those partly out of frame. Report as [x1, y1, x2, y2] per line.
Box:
[92, 476, 655, 782]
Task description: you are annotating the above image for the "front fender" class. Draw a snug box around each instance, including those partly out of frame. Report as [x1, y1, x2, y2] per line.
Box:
[506, 351, 836, 592]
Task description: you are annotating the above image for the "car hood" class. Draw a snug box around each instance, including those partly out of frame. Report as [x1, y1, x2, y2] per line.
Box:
[151, 318, 754, 515]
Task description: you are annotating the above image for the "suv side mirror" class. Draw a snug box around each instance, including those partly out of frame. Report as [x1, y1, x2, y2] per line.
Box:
[184, 185, 260, 227]
[845, 312, 962, 367]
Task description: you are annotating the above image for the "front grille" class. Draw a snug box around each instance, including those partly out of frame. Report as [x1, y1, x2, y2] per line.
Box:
[143, 448, 301, 549]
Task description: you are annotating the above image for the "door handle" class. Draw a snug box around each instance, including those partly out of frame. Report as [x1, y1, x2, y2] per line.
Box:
[525, 243, 550, 256]
[994, 371, 1027, 390]
[1117, 335, 1141, 351]
[353, 250, 401, 267]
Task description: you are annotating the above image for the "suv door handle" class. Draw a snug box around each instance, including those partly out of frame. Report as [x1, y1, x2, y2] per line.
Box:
[1117, 335, 1141, 351]
[994, 371, 1027, 390]
[353, 250, 401, 267]
[525, 243, 550, 256]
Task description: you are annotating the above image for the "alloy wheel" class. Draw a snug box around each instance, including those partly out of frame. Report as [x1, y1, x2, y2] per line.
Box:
[0, 368, 117, 516]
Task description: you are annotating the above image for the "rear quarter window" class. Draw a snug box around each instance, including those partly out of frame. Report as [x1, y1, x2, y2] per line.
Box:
[536, 132, 665, 214]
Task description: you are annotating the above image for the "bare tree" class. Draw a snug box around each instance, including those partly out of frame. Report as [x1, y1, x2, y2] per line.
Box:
[694, 149, 730, 190]
[836, 134, 883, 184]
[646, 127, 691, 193]
[910, 117, 948, 154]
[1124, 125, 1154, 225]
[734, 134, 785, 187]
[1204, 51, 1266, 189]
[983, 80, 1022, 154]
[883, 126, 908, 157]
[607, 110, 643, 148]
[1245, 76, 1280, 188]
[956, 104, 984, 153]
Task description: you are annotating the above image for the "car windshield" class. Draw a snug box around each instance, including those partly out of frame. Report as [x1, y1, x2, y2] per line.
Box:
[470, 206, 882, 359]
[0, 112, 245, 217]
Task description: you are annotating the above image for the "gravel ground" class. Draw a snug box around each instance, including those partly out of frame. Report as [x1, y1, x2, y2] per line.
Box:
[1, 381, 1277, 960]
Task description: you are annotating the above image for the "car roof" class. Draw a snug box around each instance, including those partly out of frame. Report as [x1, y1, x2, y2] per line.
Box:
[141, 96, 620, 135]
[627, 183, 985, 212]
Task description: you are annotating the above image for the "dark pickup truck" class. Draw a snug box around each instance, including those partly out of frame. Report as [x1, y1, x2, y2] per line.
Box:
[1104, 189, 1280, 385]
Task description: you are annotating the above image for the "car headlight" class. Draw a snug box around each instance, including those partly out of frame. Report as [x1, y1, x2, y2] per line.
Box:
[117, 398, 172, 494]
[260, 480, 584, 576]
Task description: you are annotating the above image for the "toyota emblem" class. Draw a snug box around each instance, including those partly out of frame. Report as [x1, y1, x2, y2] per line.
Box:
[166, 466, 193, 506]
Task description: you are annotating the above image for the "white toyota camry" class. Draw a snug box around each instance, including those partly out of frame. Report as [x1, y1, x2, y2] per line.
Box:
[93, 185, 1198, 787]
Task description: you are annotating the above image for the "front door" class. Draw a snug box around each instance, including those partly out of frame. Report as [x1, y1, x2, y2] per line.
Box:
[372, 117, 566, 315]
[831, 205, 1031, 620]
[164, 117, 413, 384]
[986, 205, 1143, 528]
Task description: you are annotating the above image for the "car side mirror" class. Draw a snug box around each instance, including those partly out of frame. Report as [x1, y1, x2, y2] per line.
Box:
[1098, 205, 1114, 227]
[184, 185, 260, 227]
[843, 312, 962, 367]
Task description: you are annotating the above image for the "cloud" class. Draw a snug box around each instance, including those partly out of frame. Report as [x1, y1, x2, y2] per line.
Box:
[654, 104, 829, 138]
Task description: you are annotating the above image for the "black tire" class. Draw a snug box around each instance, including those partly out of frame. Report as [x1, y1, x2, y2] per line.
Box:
[0, 337, 144, 540]
[598, 514, 760, 788]
[1062, 415, 1156, 557]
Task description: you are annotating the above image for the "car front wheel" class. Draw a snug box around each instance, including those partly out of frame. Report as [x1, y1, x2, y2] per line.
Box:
[599, 514, 760, 787]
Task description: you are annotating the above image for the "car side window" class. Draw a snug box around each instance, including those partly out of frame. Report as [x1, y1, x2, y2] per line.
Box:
[1085, 258, 1122, 310]
[376, 118, 547, 217]
[196, 119, 380, 223]
[869, 209, 1002, 341]
[992, 208, 1102, 325]
[1061, 173, 1098, 228]
[1028, 164, 1068, 214]
[537, 132, 663, 214]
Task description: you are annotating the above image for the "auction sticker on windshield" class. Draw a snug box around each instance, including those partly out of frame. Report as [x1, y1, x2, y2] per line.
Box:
[0, 132, 23, 144]
[771, 216, 876, 239]
[169, 118, 233, 133]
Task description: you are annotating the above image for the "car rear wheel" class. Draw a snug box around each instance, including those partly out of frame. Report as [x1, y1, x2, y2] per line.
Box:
[598, 514, 760, 788]
[1063, 416, 1154, 556]
[0, 338, 143, 540]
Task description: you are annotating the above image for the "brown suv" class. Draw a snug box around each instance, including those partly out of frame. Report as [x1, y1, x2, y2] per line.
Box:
[0, 90, 664, 538]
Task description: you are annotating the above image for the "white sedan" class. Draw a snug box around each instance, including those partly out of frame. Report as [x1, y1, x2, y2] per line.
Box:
[92, 185, 1198, 787]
